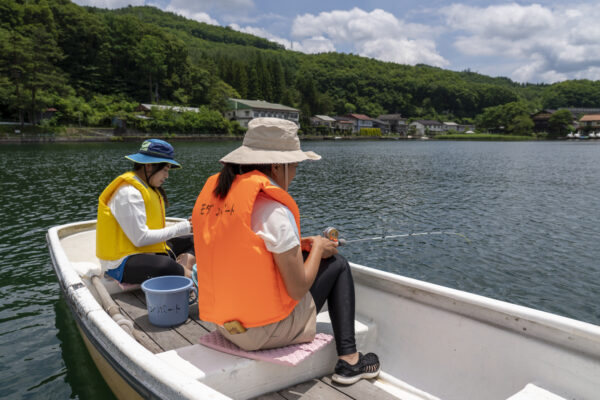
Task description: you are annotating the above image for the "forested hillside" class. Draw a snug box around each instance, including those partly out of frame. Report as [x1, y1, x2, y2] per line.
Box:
[2, 0, 600, 132]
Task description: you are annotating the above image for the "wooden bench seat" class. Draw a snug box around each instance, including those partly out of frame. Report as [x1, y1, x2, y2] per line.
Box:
[156, 312, 374, 399]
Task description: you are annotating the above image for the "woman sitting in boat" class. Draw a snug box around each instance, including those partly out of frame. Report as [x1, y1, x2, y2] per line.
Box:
[191, 118, 380, 385]
[96, 139, 194, 284]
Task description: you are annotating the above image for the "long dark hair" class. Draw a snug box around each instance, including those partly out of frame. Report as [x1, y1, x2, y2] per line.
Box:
[214, 163, 271, 199]
[133, 162, 169, 207]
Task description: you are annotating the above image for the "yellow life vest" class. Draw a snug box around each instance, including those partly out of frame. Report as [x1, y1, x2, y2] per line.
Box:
[192, 171, 301, 328]
[96, 171, 167, 260]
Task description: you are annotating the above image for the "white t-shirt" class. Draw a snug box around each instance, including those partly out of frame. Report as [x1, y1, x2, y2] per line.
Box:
[251, 192, 300, 254]
[100, 182, 191, 271]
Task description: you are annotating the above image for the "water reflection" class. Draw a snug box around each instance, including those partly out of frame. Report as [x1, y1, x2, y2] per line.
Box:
[55, 296, 116, 399]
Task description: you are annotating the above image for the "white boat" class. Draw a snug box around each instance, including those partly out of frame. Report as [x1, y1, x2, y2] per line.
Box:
[47, 220, 600, 400]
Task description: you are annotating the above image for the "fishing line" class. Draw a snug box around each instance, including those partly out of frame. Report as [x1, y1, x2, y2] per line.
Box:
[322, 227, 471, 245]
[342, 231, 470, 244]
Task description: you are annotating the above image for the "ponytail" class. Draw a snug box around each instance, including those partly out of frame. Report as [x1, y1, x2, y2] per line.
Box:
[214, 163, 271, 199]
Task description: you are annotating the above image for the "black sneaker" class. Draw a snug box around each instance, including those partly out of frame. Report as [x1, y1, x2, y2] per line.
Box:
[332, 352, 381, 385]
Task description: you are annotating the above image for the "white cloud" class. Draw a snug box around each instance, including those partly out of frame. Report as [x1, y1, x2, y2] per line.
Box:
[228, 23, 286, 45]
[290, 7, 448, 67]
[441, 2, 600, 83]
[291, 37, 336, 54]
[166, 0, 253, 14]
[229, 24, 335, 53]
[165, 6, 219, 25]
[72, 0, 144, 8]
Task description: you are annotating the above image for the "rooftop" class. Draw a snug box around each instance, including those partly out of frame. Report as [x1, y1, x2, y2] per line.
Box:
[313, 115, 336, 122]
[345, 113, 372, 120]
[229, 98, 299, 112]
[378, 114, 404, 120]
[579, 114, 600, 122]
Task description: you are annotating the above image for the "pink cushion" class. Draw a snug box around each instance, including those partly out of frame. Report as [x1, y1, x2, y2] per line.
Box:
[199, 331, 334, 366]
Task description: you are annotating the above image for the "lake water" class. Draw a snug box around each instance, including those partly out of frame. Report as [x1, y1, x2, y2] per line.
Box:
[1, 140, 600, 399]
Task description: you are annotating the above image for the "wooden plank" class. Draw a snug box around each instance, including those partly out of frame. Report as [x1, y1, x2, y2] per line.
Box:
[320, 375, 399, 400]
[112, 290, 191, 351]
[276, 379, 351, 400]
[112, 291, 163, 353]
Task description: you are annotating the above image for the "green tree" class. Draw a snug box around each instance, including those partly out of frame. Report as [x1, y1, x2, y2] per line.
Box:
[508, 114, 534, 136]
[476, 101, 534, 135]
[136, 35, 166, 103]
[548, 110, 574, 138]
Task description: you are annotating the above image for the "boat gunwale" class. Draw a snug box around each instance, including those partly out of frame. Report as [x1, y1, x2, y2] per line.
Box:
[349, 262, 600, 358]
[47, 221, 231, 400]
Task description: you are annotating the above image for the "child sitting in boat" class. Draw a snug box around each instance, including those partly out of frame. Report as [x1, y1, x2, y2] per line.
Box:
[96, 139, 195, 284]
[191, 118, 380, 385]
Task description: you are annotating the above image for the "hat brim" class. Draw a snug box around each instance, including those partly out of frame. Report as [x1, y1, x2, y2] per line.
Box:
[125, 154, 182, 169]
[220, 146, 321, 165]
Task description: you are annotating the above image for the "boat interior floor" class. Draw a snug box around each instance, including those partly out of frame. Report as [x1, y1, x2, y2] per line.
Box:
[112, 289, 400, 400]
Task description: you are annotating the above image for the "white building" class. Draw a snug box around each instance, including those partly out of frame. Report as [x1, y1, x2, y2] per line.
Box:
[310, 115, 336, 128]
[225, 99, 300, 127]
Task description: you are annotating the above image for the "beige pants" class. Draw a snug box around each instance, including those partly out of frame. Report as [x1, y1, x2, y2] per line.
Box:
[217, 292, 317, 351]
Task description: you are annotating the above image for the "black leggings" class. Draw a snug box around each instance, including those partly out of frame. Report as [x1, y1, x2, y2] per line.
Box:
[121, 235, 194, 284]
[307, 252, 357, 356]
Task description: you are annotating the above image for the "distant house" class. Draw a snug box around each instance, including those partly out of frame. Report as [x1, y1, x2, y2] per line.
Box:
[409, 120, 444, 136]
[530, 109, 557, 132]
[442, 122, 459, 132]
[136, 104, 200, 114]
[579, 114, 600, 133]
[371, 118, 390, 134]
[225, 98, 300, 127]
[343, 113, 373, 133]
[377, 114, 408, 134]
[333, 117, 354, 132]
[310, 115, 336, 129]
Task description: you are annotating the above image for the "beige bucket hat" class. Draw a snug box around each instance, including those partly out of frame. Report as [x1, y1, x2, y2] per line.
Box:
[220, 117, 321, 164]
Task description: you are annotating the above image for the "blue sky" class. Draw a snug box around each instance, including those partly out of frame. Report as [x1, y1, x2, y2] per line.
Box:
[73, 0, 600, 84]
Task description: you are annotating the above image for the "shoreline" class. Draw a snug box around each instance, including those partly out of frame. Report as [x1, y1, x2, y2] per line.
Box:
[1, 131, 560, 144]
[0, 134, 420, 144]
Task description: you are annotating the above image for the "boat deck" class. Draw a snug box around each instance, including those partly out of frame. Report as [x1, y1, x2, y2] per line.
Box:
[113, 289, 398, 400]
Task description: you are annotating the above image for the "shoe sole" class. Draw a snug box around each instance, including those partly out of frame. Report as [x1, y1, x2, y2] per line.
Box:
[331, 368, 381, 385]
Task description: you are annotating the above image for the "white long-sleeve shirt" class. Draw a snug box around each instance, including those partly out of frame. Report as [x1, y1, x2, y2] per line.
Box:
[100, 183, 191, 271]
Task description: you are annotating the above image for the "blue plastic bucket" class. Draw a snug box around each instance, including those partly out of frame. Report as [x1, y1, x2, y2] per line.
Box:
[141, 275, 197, 327]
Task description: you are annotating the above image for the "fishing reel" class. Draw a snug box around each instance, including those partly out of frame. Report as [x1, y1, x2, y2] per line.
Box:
[322, 227, 346, 245]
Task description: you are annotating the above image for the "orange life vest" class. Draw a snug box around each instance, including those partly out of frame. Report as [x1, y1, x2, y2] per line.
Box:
[192, 170, 301, 328]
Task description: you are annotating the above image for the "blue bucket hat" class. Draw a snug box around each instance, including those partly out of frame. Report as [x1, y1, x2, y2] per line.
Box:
[125, 139, 181, 169]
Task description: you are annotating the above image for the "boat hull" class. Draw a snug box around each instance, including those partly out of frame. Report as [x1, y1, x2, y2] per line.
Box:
[48, 221, 600, 400]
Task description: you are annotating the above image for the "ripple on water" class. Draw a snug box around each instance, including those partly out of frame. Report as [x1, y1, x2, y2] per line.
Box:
[2, 141, 600, 399]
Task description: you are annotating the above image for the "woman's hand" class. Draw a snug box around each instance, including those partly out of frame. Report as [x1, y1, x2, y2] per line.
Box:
[301, 236, 338, 259]
[188, 216, 193, 233]
[274, 237, 339, 301]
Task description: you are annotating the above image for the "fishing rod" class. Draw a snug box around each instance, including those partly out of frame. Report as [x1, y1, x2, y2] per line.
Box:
[321, 227, 470, 245]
